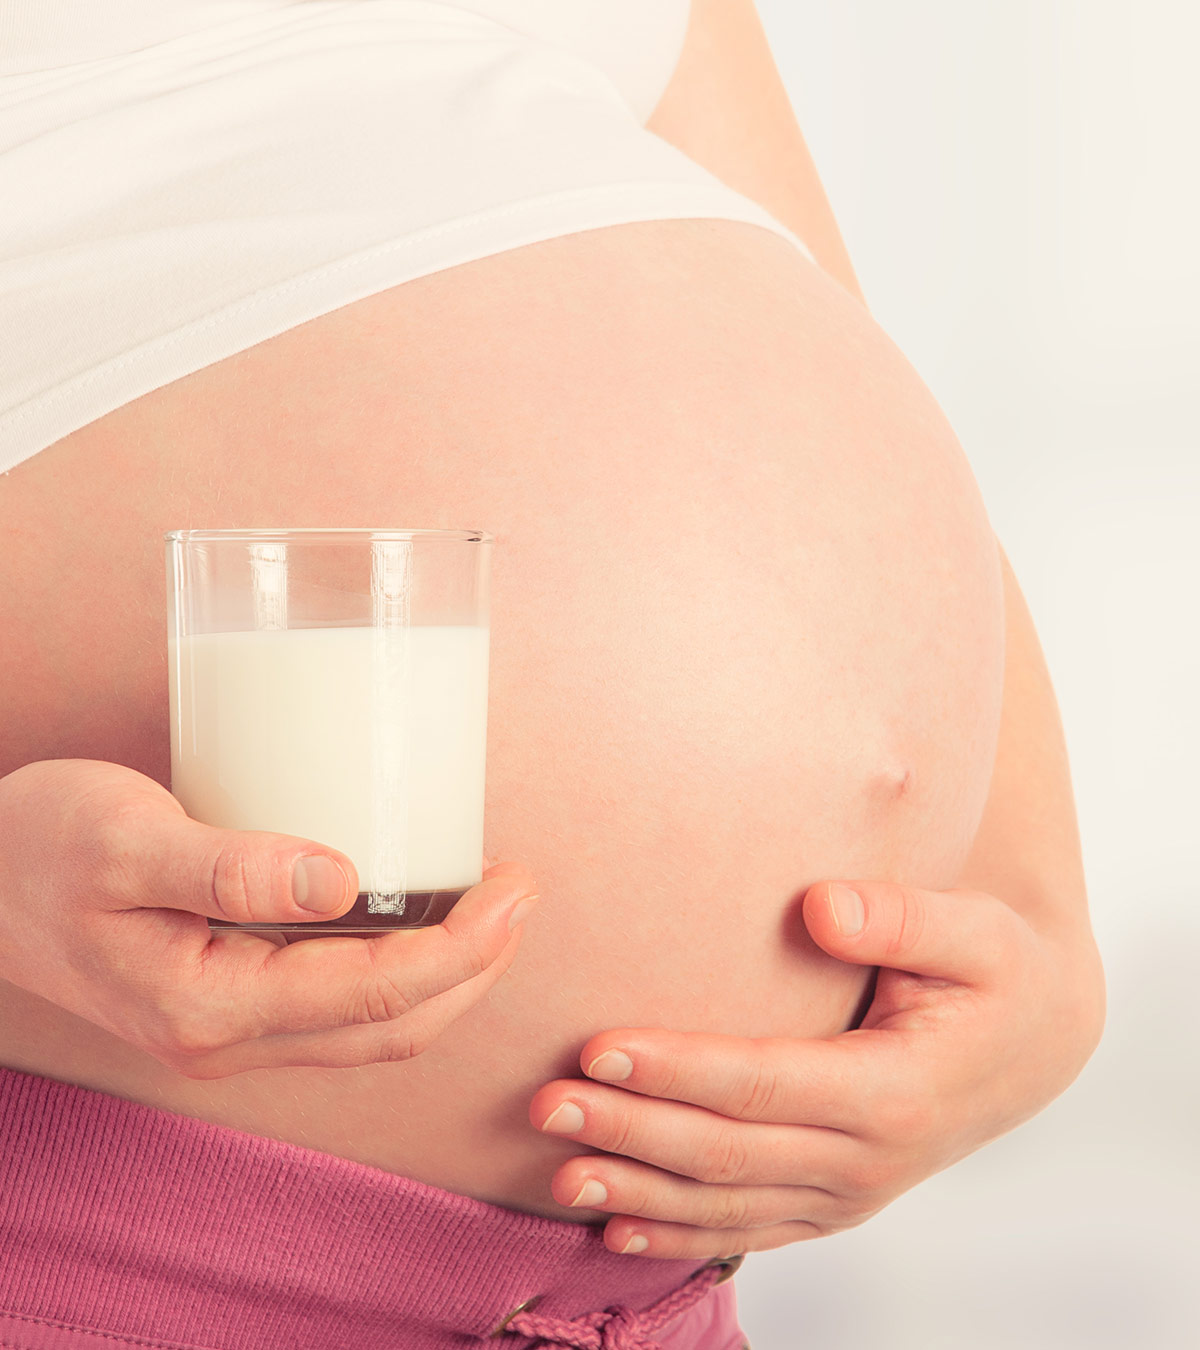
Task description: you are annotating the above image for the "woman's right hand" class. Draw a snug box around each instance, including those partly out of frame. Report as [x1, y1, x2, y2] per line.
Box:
[0, 758, 538, 1079]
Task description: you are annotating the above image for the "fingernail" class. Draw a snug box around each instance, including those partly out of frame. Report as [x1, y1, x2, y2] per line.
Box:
[586, 1050, 634, 1082]
[829, 884, 864, 936]
[292, 855, 349, 913]
[569, 1178, 608, 1208]
[507, 894, 541, 931]
[620, 1234, 649, 1255]
[540, 1101, 585, 1134]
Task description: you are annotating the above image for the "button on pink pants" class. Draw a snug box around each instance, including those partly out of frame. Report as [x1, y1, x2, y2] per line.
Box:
[0, 1065, 748, 1349]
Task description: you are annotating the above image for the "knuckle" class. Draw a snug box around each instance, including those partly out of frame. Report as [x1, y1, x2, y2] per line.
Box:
[148, 1026, 221, 1076]
[356, 944, 418, 1024]
[710, 1188, 756, 1230]
[729, 1052, 783, 1120]
[601, 1110, 642, 1160]
[647, 1055, 689, 1101]
[88, 800, 148, 896]
[210, 844, 270, 924]
[875, 1095, 933, 1141]
[89, 795, 140, 853]
[362, 974, 416, 1024]
[427, 915, 494, 984]
[843, 1156, 898, 1200]
[454, 933, 492, 984]
[886, 886, 927, 961]
[693, 1129, 748, 1185]
[376, 1029, 422, 1063]
[150, 993, 234, 1064]
[159, 1014, 225, 1061]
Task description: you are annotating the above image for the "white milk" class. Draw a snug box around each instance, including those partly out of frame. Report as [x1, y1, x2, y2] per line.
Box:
[168, 625, 489, 895]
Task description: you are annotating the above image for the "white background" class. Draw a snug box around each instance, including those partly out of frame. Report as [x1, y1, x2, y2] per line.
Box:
[739, 2, 1199, 1347]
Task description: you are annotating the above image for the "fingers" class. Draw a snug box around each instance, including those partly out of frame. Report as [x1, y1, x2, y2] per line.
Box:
[528, 1080, 846, 1188]
[241, 869, 535, 1030]
[0, 759, 539, 1075]
[596, 1219, 821, 1261]
[182, 929, 525, 1075]
[573, 1029, 880, 1130]
[139, 869, 538, 1073]
[120, 813, 363, 926]
[553, 1152, 852, 1257]
[802, 880, 1025, 987]
[551, 1154, 838, 1232]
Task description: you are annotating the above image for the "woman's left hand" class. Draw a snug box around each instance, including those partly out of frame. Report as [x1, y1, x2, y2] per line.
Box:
[528, 879, 1105, 1259]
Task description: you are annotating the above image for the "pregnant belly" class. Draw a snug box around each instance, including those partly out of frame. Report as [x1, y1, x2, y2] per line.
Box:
[0, 221, 1004, 1218]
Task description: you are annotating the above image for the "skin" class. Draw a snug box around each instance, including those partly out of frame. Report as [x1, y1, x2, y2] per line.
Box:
[0, 0, 1101, 1248]
[0, 214, 1000, 1217]
[532, 560, 1109, 1253]
[526, 0, 1106, 1257]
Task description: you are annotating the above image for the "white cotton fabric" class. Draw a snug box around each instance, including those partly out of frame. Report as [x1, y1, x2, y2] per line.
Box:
[0, 1, 815, 474]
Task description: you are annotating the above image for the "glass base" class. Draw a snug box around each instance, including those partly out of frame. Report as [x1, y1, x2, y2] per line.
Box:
[208, 887, 468, 939]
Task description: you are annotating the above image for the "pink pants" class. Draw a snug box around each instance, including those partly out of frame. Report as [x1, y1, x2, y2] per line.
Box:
[0, 1065, 749, 1349]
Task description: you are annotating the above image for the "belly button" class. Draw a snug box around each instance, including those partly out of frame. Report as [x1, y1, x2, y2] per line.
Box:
[877, 763, 915, 801]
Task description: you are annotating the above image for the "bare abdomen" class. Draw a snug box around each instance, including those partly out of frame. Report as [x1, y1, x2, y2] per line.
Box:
[0, 221, 1004, 1217]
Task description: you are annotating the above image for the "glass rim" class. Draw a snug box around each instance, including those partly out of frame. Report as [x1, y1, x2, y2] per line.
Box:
[164, 527, 492, 544]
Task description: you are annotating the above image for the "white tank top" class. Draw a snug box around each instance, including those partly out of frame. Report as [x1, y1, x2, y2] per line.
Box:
[0, 0, 691, 121]
[0, 2, 815, 474]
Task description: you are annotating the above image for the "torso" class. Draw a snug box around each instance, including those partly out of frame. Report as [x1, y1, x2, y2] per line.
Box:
[0, 219, 1004, 1219]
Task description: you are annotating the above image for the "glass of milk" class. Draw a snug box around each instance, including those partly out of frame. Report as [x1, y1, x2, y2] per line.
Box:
[164, 528, 491, 937]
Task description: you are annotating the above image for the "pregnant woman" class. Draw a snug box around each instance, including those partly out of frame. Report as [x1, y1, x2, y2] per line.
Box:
[0, 3, 1104, 1348]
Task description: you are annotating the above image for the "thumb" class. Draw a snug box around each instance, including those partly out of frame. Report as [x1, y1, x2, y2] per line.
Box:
[137, 815, 358, 926]
[802, 880, 1012, 987]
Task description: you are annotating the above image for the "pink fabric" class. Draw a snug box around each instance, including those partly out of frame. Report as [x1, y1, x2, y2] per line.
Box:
[0, 1065, 747, 1350]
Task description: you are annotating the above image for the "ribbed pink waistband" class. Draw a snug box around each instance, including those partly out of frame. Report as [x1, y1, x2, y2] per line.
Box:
[0, 1065, 745, 1350]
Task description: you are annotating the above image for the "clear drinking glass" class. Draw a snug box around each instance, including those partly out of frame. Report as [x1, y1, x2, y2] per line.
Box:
[165, 528, 491, 937]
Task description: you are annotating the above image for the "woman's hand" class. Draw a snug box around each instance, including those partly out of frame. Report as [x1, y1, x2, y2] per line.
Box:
[529, 878, 1105, 1259]
[0, 759, 539, 1079]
